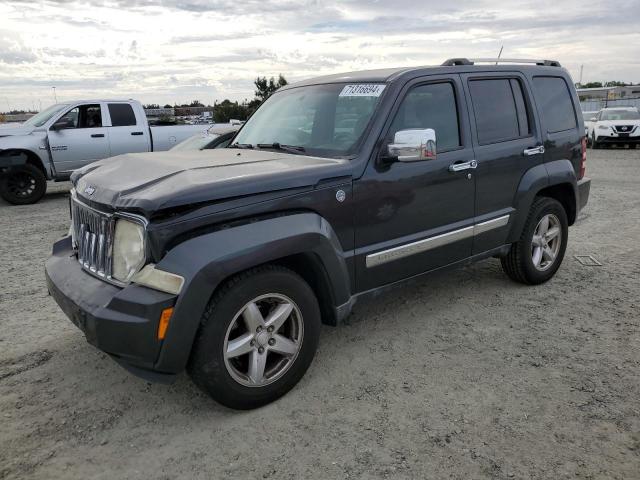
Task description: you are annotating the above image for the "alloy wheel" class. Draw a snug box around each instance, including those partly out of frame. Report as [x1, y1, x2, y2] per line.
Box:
[223, 293, 303, 387]
[531, 213, 562, 271]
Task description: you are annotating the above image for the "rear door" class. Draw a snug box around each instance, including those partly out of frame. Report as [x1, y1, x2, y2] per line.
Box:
[461, 72, 543, 254]
[48, 103, 110, 173]
[105, 102, 151, 156]
[530, 76, 581, 175]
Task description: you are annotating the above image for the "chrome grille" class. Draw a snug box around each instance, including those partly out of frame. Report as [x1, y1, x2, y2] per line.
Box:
[71, 193, 115, 278]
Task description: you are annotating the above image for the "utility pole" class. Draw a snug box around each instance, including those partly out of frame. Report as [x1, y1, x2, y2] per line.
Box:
[496, 45, 503, 64]
[52, 86, 58, 103]
[579, 64, 584, 85]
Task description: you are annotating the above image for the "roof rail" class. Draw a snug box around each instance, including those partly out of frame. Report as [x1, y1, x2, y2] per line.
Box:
[442, 58, 561, 67]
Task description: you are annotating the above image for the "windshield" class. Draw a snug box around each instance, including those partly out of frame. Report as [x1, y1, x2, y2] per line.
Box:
[600, 109, 640, 121]
[171, 133, 219, 151]
[23, 104, 69, 127]
[232, 83, 386, 157]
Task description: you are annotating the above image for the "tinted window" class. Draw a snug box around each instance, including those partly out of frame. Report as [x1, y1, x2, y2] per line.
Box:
[533, 77, 577, 133]
[469, 79, 522, 144]
[389, 82, 460, 151]
[510, 79, 531, 137]
[108, 103, 137, 127]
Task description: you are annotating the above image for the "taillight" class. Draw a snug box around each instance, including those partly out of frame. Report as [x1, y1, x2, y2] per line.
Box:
[579, 137, 587, 179]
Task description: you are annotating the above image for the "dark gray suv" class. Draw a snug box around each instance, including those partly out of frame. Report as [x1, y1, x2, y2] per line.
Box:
[46, 58, 591, 409]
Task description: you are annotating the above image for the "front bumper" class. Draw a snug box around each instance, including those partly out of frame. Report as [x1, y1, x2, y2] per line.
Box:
[45, 236, 178, 382]
[595, 133, 640, 144]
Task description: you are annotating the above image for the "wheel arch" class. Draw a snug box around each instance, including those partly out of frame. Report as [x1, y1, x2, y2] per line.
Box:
[508, 160, 578, 242]
[0, 148, 47, 176]
[152, 212, 352, 373]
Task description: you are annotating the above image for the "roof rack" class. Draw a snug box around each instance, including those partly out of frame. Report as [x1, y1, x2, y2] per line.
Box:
[442, 58, 561, 67]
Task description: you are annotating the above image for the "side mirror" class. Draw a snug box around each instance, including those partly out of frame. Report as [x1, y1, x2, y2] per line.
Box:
[387, 128, 436, 162]
[51, 119, 72, 131]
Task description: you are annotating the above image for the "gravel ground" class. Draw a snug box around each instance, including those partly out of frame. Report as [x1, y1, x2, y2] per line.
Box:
[1, 149, 639, 480]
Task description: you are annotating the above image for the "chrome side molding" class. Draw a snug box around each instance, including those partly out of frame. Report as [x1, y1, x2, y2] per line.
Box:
[366, 214, 510, 268]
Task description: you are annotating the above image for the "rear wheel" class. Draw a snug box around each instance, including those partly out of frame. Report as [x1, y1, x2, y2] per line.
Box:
[0, 164, 47, 205]
[501, 197, 568, 285]
[188, 265, 321, 409]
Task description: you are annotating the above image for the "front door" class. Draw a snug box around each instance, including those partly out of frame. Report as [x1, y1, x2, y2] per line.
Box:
[48, 103, 110, 174]
[353, 75, 476, 292]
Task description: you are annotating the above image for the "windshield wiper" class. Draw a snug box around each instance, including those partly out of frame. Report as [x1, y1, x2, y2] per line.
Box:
[256, 143, 306, 155]
[229, 143, 254, 149]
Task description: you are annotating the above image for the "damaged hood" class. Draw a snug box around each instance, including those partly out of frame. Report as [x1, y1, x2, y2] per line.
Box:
[72, 148, 352, 216]
[0, 123, 36, 137]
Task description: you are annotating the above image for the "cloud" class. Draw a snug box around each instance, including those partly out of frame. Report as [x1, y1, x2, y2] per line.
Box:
[0, 0, 639, 111]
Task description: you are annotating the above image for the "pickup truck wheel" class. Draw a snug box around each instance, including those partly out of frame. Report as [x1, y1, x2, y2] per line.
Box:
[0, 164, 47, 205]
[500, 197, 568, 285]
[188, 265, 321, 409]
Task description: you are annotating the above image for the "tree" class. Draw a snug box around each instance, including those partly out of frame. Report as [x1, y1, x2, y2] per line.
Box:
[254, 74, 288, 103]
[604, 81, 628, 87]
[163, 104, 172, 108]
[143, 103, 160, 109]
[189, 99, 204, 107]
[213, 99, 250, 123]
[580, 82, 603, 89]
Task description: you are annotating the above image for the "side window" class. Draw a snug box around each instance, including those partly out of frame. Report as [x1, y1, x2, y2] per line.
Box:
[468, 78, 529, 144]
[389, 82, 460, 152]
[532, 76, 577, 133]
[57, 104, 102, 129]
[108, 103, 137, 127]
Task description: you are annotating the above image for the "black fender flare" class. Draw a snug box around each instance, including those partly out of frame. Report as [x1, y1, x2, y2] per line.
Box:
[153, 212, 351, 373]
[507, 159, 578, 243]
[0, 149, 47, 176]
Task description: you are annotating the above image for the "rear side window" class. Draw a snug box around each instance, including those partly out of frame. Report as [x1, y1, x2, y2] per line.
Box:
[389, 82, 461, 151]
[469, 78, 530, 144]
[532, 77, 577, 133]
[108, 103, 137, 127]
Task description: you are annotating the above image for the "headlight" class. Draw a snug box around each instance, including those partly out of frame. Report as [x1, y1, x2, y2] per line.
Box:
[597, 125, 610, 130]
[112, 218, 146, 282]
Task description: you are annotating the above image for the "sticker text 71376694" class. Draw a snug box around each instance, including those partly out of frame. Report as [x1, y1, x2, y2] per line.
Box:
[339, 84, 386, 97]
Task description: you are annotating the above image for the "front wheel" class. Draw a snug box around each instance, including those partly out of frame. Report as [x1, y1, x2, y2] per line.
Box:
[0, 164, 47, 205]
[501, 197, 568, 285]
[188, 265, 321, 409]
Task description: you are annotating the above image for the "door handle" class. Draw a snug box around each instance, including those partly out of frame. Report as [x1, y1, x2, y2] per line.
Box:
[91, 133, 104, 138]
[523, 145, 545, 156]
[131, 131, 144, 136]
[448, 159, 477, 172]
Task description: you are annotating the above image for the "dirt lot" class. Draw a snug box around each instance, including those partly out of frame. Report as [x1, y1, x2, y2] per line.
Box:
[1, 149, 639, 480]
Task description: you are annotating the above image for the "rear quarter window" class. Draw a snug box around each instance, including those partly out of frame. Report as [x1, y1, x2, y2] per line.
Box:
[532, 77, 577, 133]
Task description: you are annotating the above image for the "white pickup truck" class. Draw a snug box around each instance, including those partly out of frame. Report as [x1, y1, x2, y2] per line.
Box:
[0, 99, 212, 204]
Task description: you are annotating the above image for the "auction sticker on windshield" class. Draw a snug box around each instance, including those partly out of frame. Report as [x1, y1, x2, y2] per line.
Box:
[339, 84, 386, 97]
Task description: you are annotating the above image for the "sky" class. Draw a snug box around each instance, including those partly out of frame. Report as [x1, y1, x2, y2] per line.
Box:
[1, 0, 639, 111]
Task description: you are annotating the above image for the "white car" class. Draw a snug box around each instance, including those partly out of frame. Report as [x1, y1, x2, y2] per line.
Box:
[587, 107, 640, 149]
[582, 111, 598, 139]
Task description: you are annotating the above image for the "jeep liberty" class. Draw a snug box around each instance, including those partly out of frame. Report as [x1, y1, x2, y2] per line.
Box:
[45, 58, 591, 409]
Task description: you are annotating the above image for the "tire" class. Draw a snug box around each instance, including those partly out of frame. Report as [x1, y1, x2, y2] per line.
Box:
[0, 164, 47, 205]
[188, 265, 321, 409]
[501, 197, 568, 285]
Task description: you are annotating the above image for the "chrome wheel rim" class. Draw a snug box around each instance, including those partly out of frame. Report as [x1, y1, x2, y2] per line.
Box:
[223, 293, 303, 387]
[531, 213, 561, 271]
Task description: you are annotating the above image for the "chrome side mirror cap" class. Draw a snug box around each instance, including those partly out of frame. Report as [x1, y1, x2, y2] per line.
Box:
[387, 128, 436, 162]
